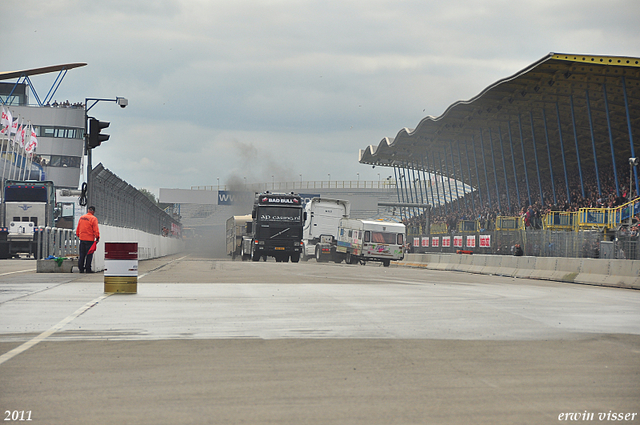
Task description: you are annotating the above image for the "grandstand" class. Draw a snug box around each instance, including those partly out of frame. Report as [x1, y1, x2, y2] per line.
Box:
[358, 53, 640, 259]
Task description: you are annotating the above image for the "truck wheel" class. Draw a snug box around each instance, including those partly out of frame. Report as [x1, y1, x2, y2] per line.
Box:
[315, 247, 325, 263]
[291, 253, 300, 263]
[383, 259, 391, 267]
[301, 245, 309, 261]
[345, 252, 352, 264]
[251, 247, 260, 262]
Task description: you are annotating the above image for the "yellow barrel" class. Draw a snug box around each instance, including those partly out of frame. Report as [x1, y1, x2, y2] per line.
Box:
[104, 242, 138, 294]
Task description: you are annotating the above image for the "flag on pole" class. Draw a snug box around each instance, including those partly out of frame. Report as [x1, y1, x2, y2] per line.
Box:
[25, 126, 38, 153]
[14, 125, 24, 147]
[1, 107, 12, 135]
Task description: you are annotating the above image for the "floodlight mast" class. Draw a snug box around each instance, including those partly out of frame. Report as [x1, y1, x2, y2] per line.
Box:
[84, 97, 128, 207]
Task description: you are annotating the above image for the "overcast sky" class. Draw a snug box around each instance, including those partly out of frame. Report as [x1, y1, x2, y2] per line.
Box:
[3, 0, 640, 196]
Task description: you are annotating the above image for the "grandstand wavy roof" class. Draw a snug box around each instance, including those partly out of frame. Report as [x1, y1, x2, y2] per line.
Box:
[359, 52, 640, 203]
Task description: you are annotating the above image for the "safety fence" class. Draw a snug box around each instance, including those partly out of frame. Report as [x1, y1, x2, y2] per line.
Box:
[91, 164, 181, 236]
[407, 227, 640, 260]
[35, 227, 79, 259]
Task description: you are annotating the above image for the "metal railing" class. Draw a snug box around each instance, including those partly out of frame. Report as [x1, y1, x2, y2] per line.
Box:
[36, 227, 79, 259]
[543, 211, 576, 231]
[191, 180, 397, 192]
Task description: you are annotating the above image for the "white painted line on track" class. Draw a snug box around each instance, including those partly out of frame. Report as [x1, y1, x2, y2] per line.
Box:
[0, 254, 189, 364]
[0, 293, 112, 366]
[138, 255, 189, 279]
[0, 268, 36, 276]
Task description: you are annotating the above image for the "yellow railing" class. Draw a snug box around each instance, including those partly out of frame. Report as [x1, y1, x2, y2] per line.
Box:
[456, 220, 478, 233]
[577, 208, 610, 230]
[495, 216, 523, 231]
[543, 211, 577, 231]
[430, 223, 448, 234]
[607, 197, 640, 227]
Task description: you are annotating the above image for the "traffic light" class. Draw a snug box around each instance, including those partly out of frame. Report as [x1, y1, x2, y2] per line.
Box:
[88, 118, 110, 149]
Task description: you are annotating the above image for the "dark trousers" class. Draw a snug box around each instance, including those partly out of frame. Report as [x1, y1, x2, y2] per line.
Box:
[78, 240, 94, 272]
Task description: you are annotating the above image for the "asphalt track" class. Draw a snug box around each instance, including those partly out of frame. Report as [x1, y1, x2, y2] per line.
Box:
[0, 254, 639, 424]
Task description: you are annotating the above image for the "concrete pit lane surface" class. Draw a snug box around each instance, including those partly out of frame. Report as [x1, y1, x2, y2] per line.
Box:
[1, 254, 639, 425]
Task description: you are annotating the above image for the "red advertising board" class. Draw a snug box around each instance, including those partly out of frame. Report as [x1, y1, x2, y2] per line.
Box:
[466, 235, 476, 248]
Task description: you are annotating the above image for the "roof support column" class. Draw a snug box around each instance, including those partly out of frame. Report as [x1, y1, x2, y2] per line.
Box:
[456, 142, 469, 213]
[464, 142, 477, 214]
[443, 146, 458, 212]
[498, 126, 511, 214]
[507, 121, 522, 209]
[488, 128, 501, 211]
[622, 76, 639, 198]
[423, 155, 437, 210]
[585, 90, 602, 198]
[436, 151, 449, 214]
[393, 165, 405, 221]
[518, 114, 533, 206]
[471, 135, 484, 209]
[479, 130, 493, 209]
[401, 164, 412, 215]
[602, 82, 620, 197]
[413, 163, 429, 204]
[569, 95, 586, 199]
[555, 102, 572, 204]
[447, 142, 461, 212]
[542, 108, 557, 205]
[431, 153, 444, 215]
[528, 112, 545, 205]
[408, 162, 419, 216]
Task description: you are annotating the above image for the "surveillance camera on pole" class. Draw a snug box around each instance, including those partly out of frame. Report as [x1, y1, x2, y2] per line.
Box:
[629, 157, 638, 167]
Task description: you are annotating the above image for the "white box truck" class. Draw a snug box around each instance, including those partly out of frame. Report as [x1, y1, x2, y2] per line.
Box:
[336, 219, 405, 267]
[302, 197, 350, 262]
[226, 215, 252, 260]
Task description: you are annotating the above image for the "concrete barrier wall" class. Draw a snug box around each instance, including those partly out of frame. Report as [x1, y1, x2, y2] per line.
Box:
[91, 225, 185, 271]
[399, 253, 640, 290]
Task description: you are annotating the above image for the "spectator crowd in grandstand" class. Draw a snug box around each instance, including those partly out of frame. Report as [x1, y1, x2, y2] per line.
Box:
[402, 160, 637, 234]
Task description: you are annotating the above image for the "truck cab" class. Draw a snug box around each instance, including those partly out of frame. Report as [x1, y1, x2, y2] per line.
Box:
[248, 192, 305, 263]
[0, 180, 56, 258]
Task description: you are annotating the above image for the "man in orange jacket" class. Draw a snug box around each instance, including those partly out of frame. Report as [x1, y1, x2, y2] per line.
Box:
[76, 206, 100, 273]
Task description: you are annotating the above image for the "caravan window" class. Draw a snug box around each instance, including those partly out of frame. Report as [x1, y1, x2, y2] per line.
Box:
[364, 231, 370, 243]
[371, 232, 397, 244]
[397, 233, 404, 245]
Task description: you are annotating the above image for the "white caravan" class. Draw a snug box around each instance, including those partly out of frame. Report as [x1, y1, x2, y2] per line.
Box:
[336, 219, 405, 267]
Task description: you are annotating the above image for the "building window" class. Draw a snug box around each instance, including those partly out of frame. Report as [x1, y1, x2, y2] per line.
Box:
[36, 126, 83, 140]
[36, 155, 81, 168]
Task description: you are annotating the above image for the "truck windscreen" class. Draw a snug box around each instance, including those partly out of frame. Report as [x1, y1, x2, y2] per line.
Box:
[4, 186, 48, 202]
[258, 207, 301, 223]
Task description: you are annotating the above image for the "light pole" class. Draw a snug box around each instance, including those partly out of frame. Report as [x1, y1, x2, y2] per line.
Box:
[630, 158, 639, 199]
[84, 96, 127, 207]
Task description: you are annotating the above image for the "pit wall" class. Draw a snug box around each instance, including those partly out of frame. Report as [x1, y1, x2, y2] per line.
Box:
[91, 225, 185, 272]
[398, 253, 640, 290]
